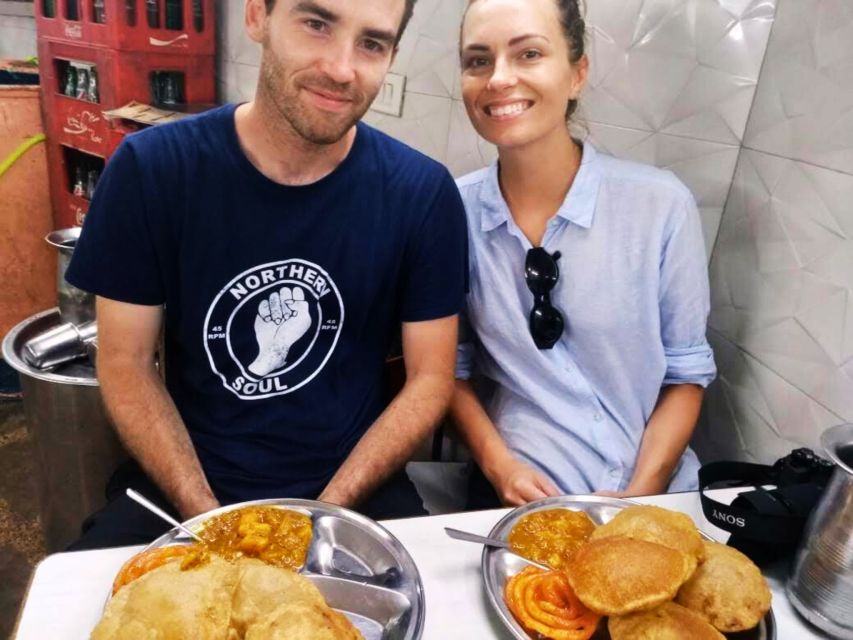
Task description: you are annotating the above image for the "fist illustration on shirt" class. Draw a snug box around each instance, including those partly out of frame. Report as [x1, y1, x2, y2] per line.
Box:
[248, 286, 311, 377]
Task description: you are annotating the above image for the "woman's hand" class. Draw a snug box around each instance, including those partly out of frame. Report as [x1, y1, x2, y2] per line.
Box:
[487, 458, 561, 506]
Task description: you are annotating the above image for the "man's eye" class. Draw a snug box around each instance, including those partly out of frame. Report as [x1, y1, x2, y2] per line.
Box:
[363, 39, 386, 54]
[305, 18, 327, 31]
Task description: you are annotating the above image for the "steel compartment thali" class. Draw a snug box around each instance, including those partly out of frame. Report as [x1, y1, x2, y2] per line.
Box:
[137, 498, 425, 640]
[482, 495, 776, 640]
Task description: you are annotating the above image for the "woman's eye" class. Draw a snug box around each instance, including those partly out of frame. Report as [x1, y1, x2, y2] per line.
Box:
[465, 57, 490, 69]
[522, 49, 541, 60]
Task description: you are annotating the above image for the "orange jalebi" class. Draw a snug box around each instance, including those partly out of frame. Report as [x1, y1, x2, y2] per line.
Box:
[111, 545, 197, 595]
[505, 566, 601, 640]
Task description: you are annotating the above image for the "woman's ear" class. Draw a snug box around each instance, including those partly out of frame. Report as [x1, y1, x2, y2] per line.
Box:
[571, 54, 589, 99]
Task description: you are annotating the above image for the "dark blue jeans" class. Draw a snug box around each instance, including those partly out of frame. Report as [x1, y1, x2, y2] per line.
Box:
[68, 460, 427, 551]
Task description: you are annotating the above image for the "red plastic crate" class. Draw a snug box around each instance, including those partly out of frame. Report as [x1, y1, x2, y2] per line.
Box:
[44, 139, 99, 228]
[38, 39, 215, 113]
[35, 0, 215, 55]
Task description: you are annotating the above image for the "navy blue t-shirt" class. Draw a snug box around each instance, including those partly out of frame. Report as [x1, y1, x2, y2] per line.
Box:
[67, 104, 467, 504]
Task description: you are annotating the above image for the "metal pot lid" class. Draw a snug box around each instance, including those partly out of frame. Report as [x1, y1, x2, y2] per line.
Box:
[45, 227, 81, 251]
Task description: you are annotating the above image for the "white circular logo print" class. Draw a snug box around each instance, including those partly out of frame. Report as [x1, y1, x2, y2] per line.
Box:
[204, 259, 344, 400]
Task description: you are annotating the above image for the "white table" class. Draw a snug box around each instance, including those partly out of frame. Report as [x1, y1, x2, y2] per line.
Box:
[14, 489, 826, 639]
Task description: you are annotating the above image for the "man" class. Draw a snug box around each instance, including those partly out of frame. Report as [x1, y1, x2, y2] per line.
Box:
[66, 0, 467, 549]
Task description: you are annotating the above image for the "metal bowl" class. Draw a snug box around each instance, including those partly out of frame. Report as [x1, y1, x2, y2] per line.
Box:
[142, 498, 425, 640]
[482, 495, 776, 640]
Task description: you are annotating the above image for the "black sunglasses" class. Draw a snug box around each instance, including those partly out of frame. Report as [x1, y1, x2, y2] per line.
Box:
[524, 247, 565, 350]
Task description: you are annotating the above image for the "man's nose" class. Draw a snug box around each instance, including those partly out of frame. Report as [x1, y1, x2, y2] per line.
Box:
[318, 40, 357, 85]
[487, 57, 517, 92]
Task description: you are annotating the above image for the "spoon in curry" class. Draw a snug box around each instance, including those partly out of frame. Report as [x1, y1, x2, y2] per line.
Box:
[126, 488, 204, 542]
[444, 527, 550, 570]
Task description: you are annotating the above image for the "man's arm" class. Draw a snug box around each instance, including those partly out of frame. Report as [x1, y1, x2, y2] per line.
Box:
[96, 296, 219, 518]
[317, 315, 458, 508]
[599, 383, 704, 497]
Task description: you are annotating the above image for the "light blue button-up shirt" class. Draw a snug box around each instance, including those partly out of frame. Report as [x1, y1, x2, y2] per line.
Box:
[455, 143, 716, 494]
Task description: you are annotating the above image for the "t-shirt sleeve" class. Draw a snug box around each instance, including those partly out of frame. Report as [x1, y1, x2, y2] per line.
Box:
[659, 193, 717, 387]
[399, 170, 468, 322]
[65, 140, 166, 305]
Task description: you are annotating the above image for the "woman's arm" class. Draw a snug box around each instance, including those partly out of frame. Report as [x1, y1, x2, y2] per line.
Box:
[601, 383, 703, 497]
[450, 379, 559, 505]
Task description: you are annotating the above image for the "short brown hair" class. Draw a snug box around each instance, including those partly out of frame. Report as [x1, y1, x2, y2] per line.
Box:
[264, 0, 418, 46]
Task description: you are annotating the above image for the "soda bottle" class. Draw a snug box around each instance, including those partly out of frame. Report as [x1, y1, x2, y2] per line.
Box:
[165, 0, 182, 30]
[72, 164, 86, 197]
[93, 0, 106, 23]
[87, 67, 99, 103]
[66, 0, 80, 21]
[146, 0, 160, 28]
[192, 0, 203, 32]
[86, 168, 100, 200]
[75, 67, 89, 101]
[126, 0, 137, 26]
[63, 65, 77, 97]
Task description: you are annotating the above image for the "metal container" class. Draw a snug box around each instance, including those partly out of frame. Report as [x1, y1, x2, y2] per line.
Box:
[23, 319, 97, 370]
[788, 424, 853, 639]
[45, 227, 95, 326]
[143, 499, 426, 640]
[2, 308, 125, 552]
[483, 495, 776, 640]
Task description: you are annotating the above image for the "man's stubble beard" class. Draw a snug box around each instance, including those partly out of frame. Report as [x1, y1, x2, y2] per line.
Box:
[258, 48, 375, 146]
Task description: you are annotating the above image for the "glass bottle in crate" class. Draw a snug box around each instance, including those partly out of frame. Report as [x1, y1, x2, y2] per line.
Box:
[87, 67, 100, 103]
[93, 0, 107, 23]
[72, 164, 86, 198]
[75, 66, 90, 101]
[146, 0, 160, 28]
[62, 65, 77, 97]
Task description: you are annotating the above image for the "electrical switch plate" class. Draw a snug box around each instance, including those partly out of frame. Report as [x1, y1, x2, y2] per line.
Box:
[370, 72, 405, 117]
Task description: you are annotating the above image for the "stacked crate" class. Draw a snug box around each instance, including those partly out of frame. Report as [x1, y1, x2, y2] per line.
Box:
[36, 0, 216, 227]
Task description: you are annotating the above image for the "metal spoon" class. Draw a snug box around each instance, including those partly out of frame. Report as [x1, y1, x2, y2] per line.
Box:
[126, 488, 203, 542]
[444, 527, 550, 570]
[444, 527, 512, 549]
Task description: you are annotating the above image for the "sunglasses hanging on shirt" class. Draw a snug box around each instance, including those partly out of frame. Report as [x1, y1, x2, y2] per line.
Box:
[524, 247, 565, 349]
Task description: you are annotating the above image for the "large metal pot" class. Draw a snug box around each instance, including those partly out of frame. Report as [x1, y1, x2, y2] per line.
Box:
[788, 423, 853, 639]
[45, 228, 95, 326]
[2, 308, 125, 552]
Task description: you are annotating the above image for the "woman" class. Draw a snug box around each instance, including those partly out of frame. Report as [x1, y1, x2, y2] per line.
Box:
[452, 0, 716, 508]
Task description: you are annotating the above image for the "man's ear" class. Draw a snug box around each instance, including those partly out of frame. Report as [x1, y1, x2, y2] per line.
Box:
[245, 0, 267, 44]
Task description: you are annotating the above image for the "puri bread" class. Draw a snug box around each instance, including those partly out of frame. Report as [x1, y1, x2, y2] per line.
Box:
[676, 540, 771, 632]
[230, 558, 327, 636]
[590, 505, 704, 577]
[92, 555, 237, 640]
[92, 556, 363, 640]
[608, 601, 725, 639]
[565, 536, 694, 616]
[245, 601, 362, 640]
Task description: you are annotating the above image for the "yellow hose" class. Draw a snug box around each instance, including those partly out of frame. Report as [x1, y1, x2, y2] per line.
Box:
[0, 133, 47, 179]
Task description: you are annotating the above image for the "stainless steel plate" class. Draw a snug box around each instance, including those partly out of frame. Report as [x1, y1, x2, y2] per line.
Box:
[483, 495, 776, 640]
[143, 498, 425, 640]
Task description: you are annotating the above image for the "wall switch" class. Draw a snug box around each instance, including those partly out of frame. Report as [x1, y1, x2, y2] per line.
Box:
[370, 72, 406, 117]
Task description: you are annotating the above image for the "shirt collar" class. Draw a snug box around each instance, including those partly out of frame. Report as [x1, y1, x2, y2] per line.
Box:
[479, 141, 602, 233]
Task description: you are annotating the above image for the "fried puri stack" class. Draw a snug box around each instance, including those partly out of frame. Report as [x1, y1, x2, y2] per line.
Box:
[91, 556, 363, 640]
[564, 536, 694, 616]
[608, 601, 725, 640]
[590, 505, 704, 577]
[676, 540, 772, 632]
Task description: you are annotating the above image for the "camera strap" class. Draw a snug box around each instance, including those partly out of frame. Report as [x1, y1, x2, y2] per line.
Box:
[698, 460, 807, 544]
